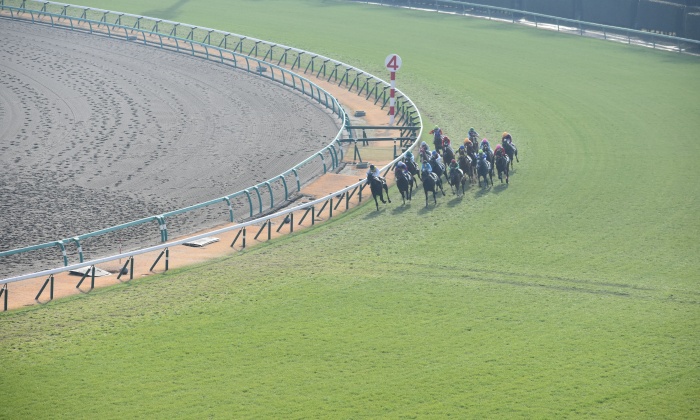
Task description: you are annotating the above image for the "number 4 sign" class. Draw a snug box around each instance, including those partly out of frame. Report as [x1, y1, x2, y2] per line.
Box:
[385, 54, 402, 125]
[385, 54, 402, 71]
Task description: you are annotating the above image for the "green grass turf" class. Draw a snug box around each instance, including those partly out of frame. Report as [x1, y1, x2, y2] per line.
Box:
[2, 0, 699, 417]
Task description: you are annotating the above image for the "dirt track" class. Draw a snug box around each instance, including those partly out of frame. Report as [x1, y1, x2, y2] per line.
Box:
[0, 18, 342, 275]
[0, 16, 403, 310]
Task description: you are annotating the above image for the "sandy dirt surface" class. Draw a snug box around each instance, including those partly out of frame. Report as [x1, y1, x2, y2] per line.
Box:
[0, 19, 342, 275]
[0, 17, 412, 310]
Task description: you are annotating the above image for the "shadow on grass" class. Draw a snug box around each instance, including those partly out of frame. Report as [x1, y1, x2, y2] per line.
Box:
[492, 183, 509, 194]
[363, 207, 388, 219]
[474, 185, 492, 198]
[391, 203, 413, 215]
[447, 195, 464, 207]
[417, 203, 438, 214]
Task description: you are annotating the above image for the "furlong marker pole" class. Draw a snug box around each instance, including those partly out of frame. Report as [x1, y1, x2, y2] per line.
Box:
[384, 54, 402, 125]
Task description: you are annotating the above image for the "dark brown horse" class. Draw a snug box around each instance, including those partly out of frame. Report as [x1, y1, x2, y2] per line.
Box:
[365, 174, 390, 211]
[421, 170, 445, 206]
[449, 167, 467, 197]
[442, 145, 455, 168]
[502, 140, 518, 169]
[495, 153, 510, 184]
[429, 156, 449, 183]
[402, 157, 420, 189]
[458, 153, 474, 184]
[476, 156, 492, 187]
[395, 169, 413, 204]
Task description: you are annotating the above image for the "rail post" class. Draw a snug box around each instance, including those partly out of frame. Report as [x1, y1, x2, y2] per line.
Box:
[35, 274, 54, 301]
[1, 285, 7, 312]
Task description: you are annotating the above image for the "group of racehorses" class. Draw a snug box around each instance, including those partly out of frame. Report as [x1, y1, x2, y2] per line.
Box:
[365, 128, 519, 209]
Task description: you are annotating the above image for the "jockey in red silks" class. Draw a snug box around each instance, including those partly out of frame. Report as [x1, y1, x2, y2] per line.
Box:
[442, 135, 451, 150]
[494, 143, 506, 158]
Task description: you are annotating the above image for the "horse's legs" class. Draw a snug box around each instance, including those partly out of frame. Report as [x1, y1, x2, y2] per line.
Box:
[383, 184, 391, 203]
[424, 189, 429, 207]
[373, 195, 380, 211]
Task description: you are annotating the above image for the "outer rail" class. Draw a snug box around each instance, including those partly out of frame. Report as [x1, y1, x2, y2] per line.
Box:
[354, 0, 700, 54]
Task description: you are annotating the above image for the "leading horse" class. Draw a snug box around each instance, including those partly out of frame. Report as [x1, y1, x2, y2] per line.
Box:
[502, 140, 519, 169]
[365, 174, 391, 211]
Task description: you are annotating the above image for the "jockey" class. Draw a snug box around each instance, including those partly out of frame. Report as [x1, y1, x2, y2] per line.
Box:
[502, 131, 513, 144]
[449, 158, 459, 174]
[458, 145, 467, 156]
[468, 127, 479, 142]
[421, 160, 432, 174]
[419, 141, 430, 158]
[394, 161, 408, 178]
[430, 125, 444, 152]
[429, 125, 443, 142]
[494, 143, 505, 158]
[404, 150, 416, 165]
[366, 164, 384, 185]
[431, 150, 443, 166]
[442, 136, 451, 149]
[480, 138, 491, 151]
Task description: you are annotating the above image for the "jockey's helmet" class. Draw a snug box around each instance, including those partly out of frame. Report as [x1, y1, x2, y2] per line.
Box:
[432, 151, 438, 158]
[470, 127, 474, 131]
[451, 159, 456, 165]
[406, 151, 413, 158]
[503, 132, 509, 138]
[478, 150, 484, 156]
[369, 164, 375, 171]
[459, 145, 465, 150]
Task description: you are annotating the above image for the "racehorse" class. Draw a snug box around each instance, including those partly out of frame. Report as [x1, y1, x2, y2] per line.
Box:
[483, 147, 495, 178]
[365, 174, 391, 211]
[402, 157, 420, 188]
[442, 145, 455, 169]
[419, 148, 432, 164]
[449, 167, 467, 197]
[432, 131, 444, 155]
[495, 153, 510, 184]
[502, 140, 518, 169]
[396, 170, 413, 204]
[476, 157, 493, 187]
[421, 170, 445, 206]
[458, 154, 474, 184]
[429, 156, 449, 183]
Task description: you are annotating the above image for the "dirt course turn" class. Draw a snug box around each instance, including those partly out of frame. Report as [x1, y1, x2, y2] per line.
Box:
[0, 19, 341, 274]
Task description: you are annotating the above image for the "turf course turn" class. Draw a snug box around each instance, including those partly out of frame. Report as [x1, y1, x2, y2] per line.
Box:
[1, 1, 698, 417]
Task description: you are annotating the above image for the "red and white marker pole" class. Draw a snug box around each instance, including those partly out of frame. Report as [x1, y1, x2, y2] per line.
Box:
[384, 54, 402, 125]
